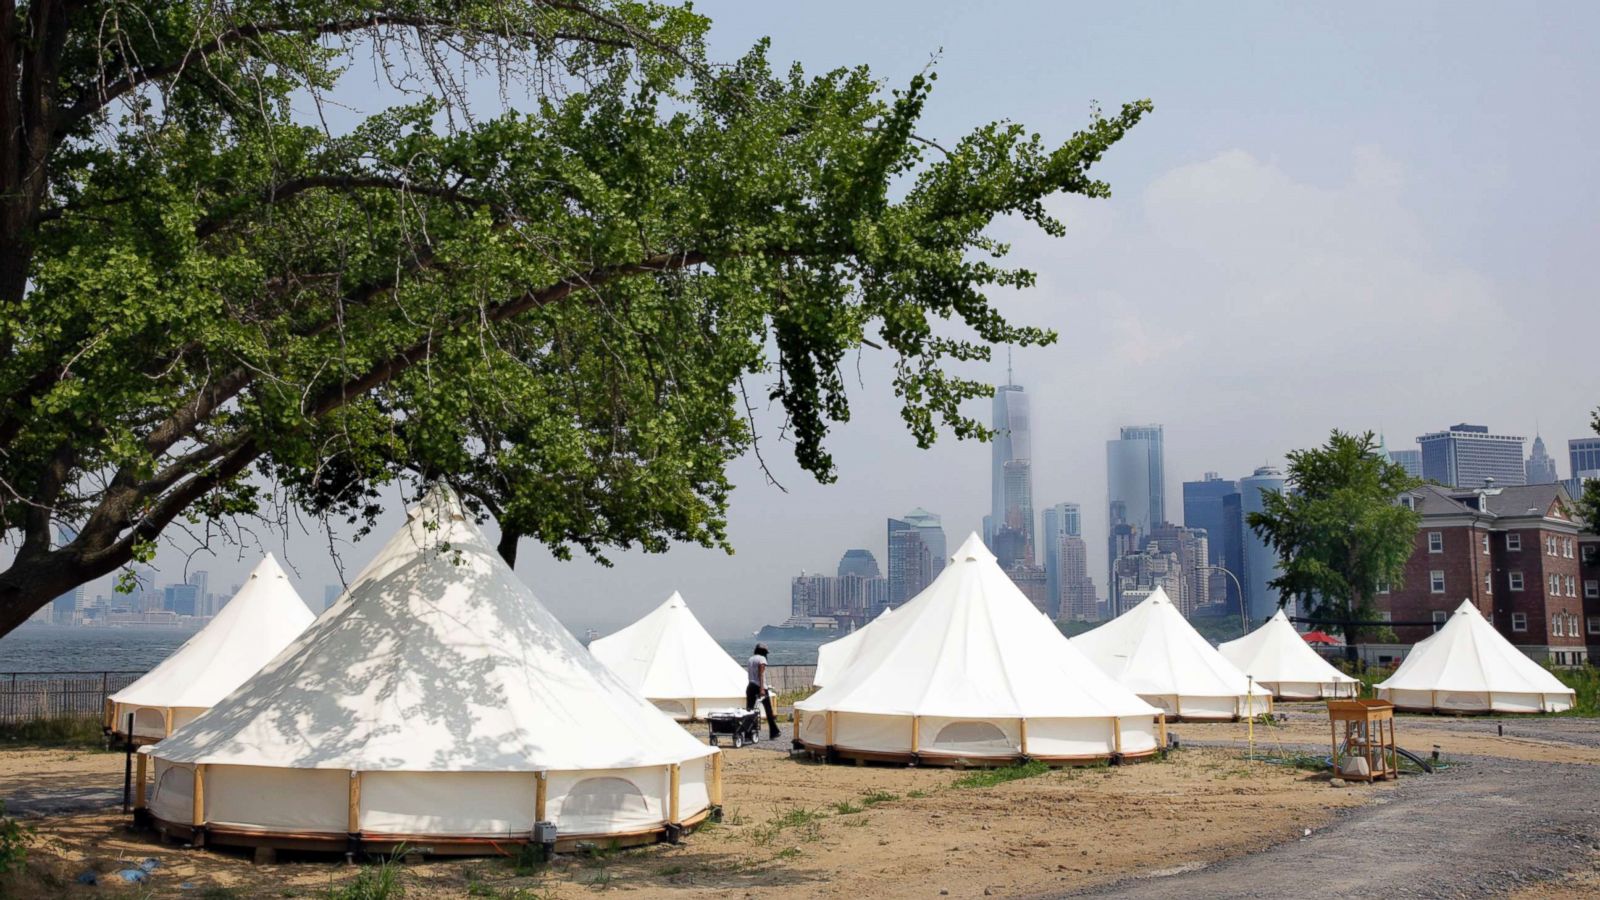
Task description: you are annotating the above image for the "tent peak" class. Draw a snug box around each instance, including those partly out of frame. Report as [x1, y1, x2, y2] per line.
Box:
[664, 591, 687, 608]
[407, 483, 468, 523]
[951, 532, 995, 564]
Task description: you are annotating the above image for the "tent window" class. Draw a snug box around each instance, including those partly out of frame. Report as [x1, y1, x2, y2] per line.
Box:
[562, 777, 652, 822]
[1511, 612, 1527, 633]
[931, 720, 1011, 750]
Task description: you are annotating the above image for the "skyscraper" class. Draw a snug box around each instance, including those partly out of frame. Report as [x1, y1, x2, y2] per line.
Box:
[1389, 448, 1423, 479]
[1238, 465, 1287, 624]
[989, 381, 1034, 560]
[837, 549, 881, 580]
[1056, 535, 1098, 621]
[1040, 502, 1082, 610]
[1182, 472, 1238, 570]
[163, 582, 200, 616]
[887, 509, 945, 604]
[188, 570, 211, 615]
[1525, 434, 1559, 485]
[1417, 424, 1525, 488]
[1569, 438, 1600, 480]
[1106, 425, 1164, 578]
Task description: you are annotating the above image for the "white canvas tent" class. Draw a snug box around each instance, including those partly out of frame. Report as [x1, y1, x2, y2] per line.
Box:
[1376, 600, 1576, 714]
[139, 487, 719, 853]
[811, 607, 892, 688]
[1073, 588, 1272, 720]
[588, 591, 746, 719]
[1218, 610, 1360, 700]
[106, 555, 314, 742]
[794, 534, 1163, 765]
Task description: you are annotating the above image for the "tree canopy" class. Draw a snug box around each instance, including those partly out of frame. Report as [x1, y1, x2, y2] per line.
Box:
[1579, 408, 1600, 533]
[1247, 430, 1421, 653]
[0, 0, 1150, 633]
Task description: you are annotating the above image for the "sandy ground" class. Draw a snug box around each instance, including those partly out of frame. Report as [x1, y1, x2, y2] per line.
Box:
[3, 721, 1380, 898]
[2, 707, 1595, 898]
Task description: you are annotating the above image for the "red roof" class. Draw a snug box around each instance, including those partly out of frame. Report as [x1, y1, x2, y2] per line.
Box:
[1302, 630, 1342, 645]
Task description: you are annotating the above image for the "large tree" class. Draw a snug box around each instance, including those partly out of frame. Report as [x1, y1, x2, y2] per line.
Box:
[0, 0, 1150, 634]
[1247, 430, 1421, 658]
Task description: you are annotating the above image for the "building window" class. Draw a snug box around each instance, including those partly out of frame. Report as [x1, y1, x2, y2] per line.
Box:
[1586, 580, 1599, 600]
[1549, 574, 1560, 595]
[1428, 532, 1444, 553]
[1588, 616, 1600, 636]
[1376, 580, 1391, 595]
[1553, 616, 1565, 637]
[1430, 571, 1445, 594]
[1482, 534, 1490, 555]
[1379, 610, 1392, 622]
[1431, 610, 1447, 631]
[1511, 612, 1528, 632]
[1584, 545, 1598, 565]
[1566, 575, 1577, 597]
[1506, 533, 1522, 552]
[1484, 573, 1492, 595]
[1509, 571, 1524, 591]
[1564, 538, 1574, 558]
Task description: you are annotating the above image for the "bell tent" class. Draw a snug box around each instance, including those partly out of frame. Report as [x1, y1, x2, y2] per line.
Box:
[794, 534, 1163, 765]
[1376, 600, 1576, 714]
[106, 554, 315, 743]
[1073, 587, 1272, 720]
[1218, 610, 1360, 700]
[812, 606, 893, 688]
[139, 487, 719, 853]
[588, 591, 747, 720]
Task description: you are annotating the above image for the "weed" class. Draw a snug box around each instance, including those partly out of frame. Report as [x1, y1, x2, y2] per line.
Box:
[582, 870, 614, 891]
[507, 842, 546, 876]
[1551, 665, 1600, 717]
[841, 817, 871, 828]
[0, 801, 32, 876]
[750, 806, 826, 846]
[0, 715, 107, 749]
[860, 790, 898, 806]
[951, 760, 1050, 790]
[905, 789, 929, 799]
[324, 848, 405, 900]
[773, 847, 802, 860]
[656, 864, 685, 877]
[831, 800, 862, 815]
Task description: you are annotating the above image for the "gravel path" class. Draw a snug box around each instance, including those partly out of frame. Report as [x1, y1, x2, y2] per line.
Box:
[1069, 752, 1600, 898]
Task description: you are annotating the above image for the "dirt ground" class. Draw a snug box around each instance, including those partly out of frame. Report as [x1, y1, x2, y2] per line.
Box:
[2, 707, 1595, 898]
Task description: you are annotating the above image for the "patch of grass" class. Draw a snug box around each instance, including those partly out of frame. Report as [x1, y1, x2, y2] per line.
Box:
[581, 870, 614, 891]
[198, 889, 244, 900]
[1253, 751, 1329, 772]
[905, 789, 929, 799]
[841, 817, 871, 828]
[773, 847, 802, 860]
[950, 760, 1050, 790]
[506, 842, 547, 877]
[830, 800, 862, 815]
[0, 715, 107, 749]
[750, 806, 827, 846]
[0, 801, 32, 876]
[323, 856, 404, 900]
[655, 864, 685, 878]
[859, 789, 898, 806]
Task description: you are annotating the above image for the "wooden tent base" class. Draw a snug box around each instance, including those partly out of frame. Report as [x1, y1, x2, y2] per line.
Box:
[145, 807, 712, 858]
[1387, 705, 1546, 716]
[796, 741, 1159, 768]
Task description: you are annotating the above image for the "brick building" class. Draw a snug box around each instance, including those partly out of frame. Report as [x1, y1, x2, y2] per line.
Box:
[1378, 483, 1587, 665]
[1582, 534, 1599, 660]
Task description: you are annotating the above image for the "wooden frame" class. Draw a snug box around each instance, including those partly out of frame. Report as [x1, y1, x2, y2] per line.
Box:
[534, 771, 548, 822]
[192, 764, 206, 827]
[347, 771, 362, 833]
[709, 753, 723, 807]
[668, 764, 681, 826]
[1327, 699, 1399, 782]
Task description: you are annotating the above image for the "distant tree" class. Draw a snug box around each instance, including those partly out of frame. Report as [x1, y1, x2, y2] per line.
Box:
[1247, 430, 1422, 659]
[1579, 408, 1600, 532]
[0, 0, 1151, 635]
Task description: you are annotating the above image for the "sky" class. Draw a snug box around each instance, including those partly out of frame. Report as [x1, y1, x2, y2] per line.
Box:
[15, 1, 1600, 639]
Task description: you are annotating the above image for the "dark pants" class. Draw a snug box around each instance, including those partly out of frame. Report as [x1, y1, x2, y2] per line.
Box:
[746, 683, 780, 738]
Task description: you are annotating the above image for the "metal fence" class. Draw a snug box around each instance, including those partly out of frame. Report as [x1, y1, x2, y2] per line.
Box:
[0, 665, 818, 725]
[0, 671, 143, 723]
[767, 665, 816, 693]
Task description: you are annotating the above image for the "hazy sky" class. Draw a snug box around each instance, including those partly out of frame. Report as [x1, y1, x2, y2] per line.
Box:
[13, 2, 1600, 640]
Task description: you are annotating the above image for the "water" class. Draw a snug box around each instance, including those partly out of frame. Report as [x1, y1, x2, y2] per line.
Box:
[0, 625, 196, 672]
[0, 624, 822, 674]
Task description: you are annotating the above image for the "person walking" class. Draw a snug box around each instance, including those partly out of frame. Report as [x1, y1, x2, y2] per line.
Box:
[746, 643, 781, 740]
